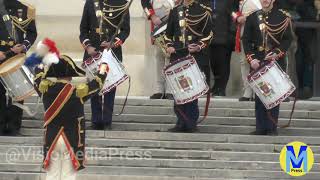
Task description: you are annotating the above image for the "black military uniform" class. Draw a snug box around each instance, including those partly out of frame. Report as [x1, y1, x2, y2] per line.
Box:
[79, 0, 130, 129]
[164, 0, 213, 132]
[0, 0, 37, 136]
[28, 55, 107, 172]
[242, 6, 293, 135]
[207, 0, 238, 96]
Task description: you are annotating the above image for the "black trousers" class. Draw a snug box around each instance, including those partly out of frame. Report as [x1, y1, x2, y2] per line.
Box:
[0, 83, 23, 133]
[253, 59, 285, 132]
[91, 88, 116, 126]
[208, 44, 232, 92]
[295, 28, 315, 89]
[255, 95, 279, 132]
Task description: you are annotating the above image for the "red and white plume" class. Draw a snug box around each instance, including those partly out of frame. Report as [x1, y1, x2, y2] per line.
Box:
[36, 38, 60, 66]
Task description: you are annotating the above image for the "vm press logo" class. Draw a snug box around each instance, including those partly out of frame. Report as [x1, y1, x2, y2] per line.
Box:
[279, 141, 314, 177]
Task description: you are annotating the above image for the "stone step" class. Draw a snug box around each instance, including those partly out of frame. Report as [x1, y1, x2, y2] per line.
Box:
[24, 97, 320, 111]
[21, 115, 320, 128]
[0, 172, 272, 180]
[22, 105, 320, 120]
[19, 122, 320, 136]
[1, 145, 319, 162]
[1, 156, 320, 172]
[0, 164, 319, 179]
[2, 131, 320, 146]
[1, 136, 320, 154]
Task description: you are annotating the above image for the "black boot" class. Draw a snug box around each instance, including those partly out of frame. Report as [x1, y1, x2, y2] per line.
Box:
[150, 93, 164, 99]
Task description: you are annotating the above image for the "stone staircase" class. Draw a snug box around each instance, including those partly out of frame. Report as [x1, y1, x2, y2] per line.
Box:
[0, 97, 320, 180]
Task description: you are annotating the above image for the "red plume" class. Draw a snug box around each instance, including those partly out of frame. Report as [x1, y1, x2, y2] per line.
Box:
[42, 38, 60, 57]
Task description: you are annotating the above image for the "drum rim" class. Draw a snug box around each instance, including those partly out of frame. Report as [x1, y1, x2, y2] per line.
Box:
[0, 54, 26, 76]
[100, 74, 129, 95]
[164, 55, 195, 73]
[82, 52, 103, 68]
[175, 86, 209, 105]
[13, 89, 36, 102]
[247, 61, 275, 82]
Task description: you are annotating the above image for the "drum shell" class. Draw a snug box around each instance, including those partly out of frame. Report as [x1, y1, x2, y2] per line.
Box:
[0, 55, 35, 101]
[164, 56, 209, 104]
[99, 49, 129, 95]
[247, 61, 296, 109]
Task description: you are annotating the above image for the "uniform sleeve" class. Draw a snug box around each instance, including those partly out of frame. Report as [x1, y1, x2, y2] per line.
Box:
[76, 74, 107, 103]
[114, 10, 130, 47]
[22, 19, 37, 51]
[79, 0, 93, 50]
[164, 9, 175, 48]
[141, 0, 155, 19]
[33, 66, 53, 96]
[242, 14, 259, 64]
[196, 11, 213, 50]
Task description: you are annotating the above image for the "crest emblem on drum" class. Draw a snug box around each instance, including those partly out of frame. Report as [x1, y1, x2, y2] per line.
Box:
[176, 75, 192, 92]
[258, 81, 274, 97]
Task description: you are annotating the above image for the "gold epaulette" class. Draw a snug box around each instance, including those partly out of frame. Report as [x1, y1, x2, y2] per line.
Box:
[39, 79, 54, 94]
[279, 9, 291, 18]
[76, 83, 89, 103]
[200, 3, 212, 13]
[19, 0, 36, 20]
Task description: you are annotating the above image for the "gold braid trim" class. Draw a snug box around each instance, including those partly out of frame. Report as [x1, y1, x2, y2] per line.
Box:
[10, 16, 33, 33]
[265, 17, 291, 45]
[60, 55, 85, 76]
[39, 79, 54, 94]
[186, 11, 211, 37]
[76, 83, 89, 104]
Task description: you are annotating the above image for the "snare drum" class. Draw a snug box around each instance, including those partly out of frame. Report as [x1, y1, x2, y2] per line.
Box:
[247, 61, 296, 109]
[99, 49, 129, 95]
[81, 52, 103, 80]
[0, 54, 35, 101]
[164, 56, 209, 104]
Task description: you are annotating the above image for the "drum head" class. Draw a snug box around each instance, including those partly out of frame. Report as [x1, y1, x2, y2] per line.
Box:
[0, 54, 26, 76]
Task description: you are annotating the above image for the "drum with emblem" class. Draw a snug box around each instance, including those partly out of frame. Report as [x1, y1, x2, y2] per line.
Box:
[0, 54, 35, 101]
[164, 55, 209, 104]
[99, 49, 129, 95]
[81, 49, 129, 95]
[247, 61, 296, 109]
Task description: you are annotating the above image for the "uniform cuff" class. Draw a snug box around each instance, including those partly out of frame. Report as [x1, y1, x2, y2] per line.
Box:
[114, 37, 123, 48]
[246, 53, 256, 64]
[144, 7, 155, 19]
[22, 40, 31, 51]
[82, 39, 92, 50]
